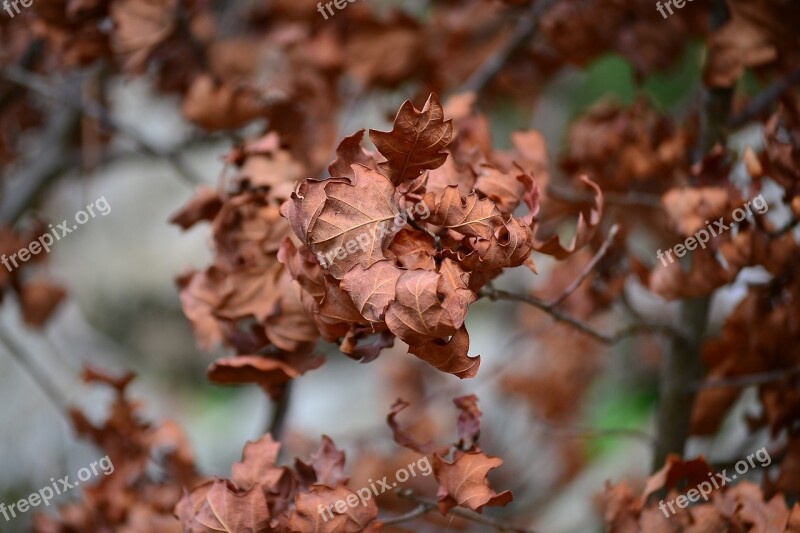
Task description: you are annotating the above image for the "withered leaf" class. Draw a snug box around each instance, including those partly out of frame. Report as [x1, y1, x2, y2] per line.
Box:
[407, 326, 480, 379]
[290, 485, 379, 533]
[433, 451, 513, 515]
[370, 93, 453, 186]
[204, 480, 270, 533]
[423, 186, 503, 240]
[307, 165, 400, 279]
[340, 260, 404, 323]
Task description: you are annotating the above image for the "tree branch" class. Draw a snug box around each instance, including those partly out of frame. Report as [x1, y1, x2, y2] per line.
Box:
[0, 323, 69, 418]
[690, 364, 800, 391]
[550, 224, 619, 307]
[395, 489, 536, 533]
[479, 286, 681, 345]
[0, 66, 203, 186]
[458, 0, 556, 94]
[728, 66, 800, 129]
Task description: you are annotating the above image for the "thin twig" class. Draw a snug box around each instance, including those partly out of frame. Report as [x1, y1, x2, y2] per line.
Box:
[547, 184, 663, 209]
[0, 323, 69, 418]
[267, 381, 293, 440]
[550, 224, 620, 307]
[690, 365, 800, 391]
[380, 504, 430, 526]
[0, 66, 203, 185]
[479, 286, 681, 345]
[728, 66, 800, 129]
[458, 0, 556, 94]
[396, 489, 536, 533]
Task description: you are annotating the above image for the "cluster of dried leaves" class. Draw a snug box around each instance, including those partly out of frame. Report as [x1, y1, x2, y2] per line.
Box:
[34, 368, 198, 532]
[3, 0, 800, 531]
[0, 225, 65, 326]
[604, 455, 800, 532]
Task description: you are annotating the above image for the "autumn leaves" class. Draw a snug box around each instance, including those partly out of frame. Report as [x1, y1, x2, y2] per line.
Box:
[281, 94, 557, 379]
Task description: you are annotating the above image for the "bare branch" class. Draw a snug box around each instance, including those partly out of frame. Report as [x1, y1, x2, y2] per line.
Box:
[0, 66, 204, 186]
[0, 323, 69, 418]
[479, 286, 681, 345]
[728, 66, 800, 129]
[550, 224, 620, 307]
[691, 365, 800, 391]
[458, 0, 556, 94]
[395, 489, 537, 533]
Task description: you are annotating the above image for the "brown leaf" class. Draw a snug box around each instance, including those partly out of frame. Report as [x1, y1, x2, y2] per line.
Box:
[433, 451, 513, 515]
[534, 176, 603, 259]
[328, 129, 379, 180]
[370, 93, 453, 186]
[170, 186, 223, 230]
[182, 75, 268, 131]
[423, 186, 503, 239]
[208, 353, 324, 400]
[110, 0, 176, 73]
[229, 434, 287, 493]
[340, 260, 403, 323]
[453, 395, 482, 450]
[407, 326, 480, 379]
[387, 399, 448, 456]
[177, 267, 230, 349]
[474, 164, 528, 213]
[204, 480, 270, 533]
[289, 485, 379, 533]
[385, 269, 458, 344]
[386, 229, 437, 270]
[306, 165, 400, 279]
[295, 436, 349, 489]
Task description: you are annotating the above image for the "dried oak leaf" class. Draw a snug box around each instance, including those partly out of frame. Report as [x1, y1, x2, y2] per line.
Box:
[641, 454, 716, 506]
[182, 74, 269, 131]
[294, 435, 349, 489]
[384, 269, 459, 343]
[290, 485, 380, 533]
[229, 434, 292, 496]
[474, 163, 529, 214]
[433, 451, 513, 515]
[110, 0, 177, 73]
[169, 186, 223, 230]
[203, 480, 270, 533]
[328, 129, 379, 180]
[305, 165, 400, 279]
[370, 93, 453, 186]
[207, 352, 324, 400]
[534, 176, 603, 259]
[423, 186, 503, 239]
[387, 399, 449, 456]
[176, 266, 230, 350]
[385, 229, 437, 270]
[705, 0, 800, 88]
[407, 326, 480, 379]
[661, 187, 735, 237]
[453, 394, 482, 450]
[340, 260, 403, 323]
